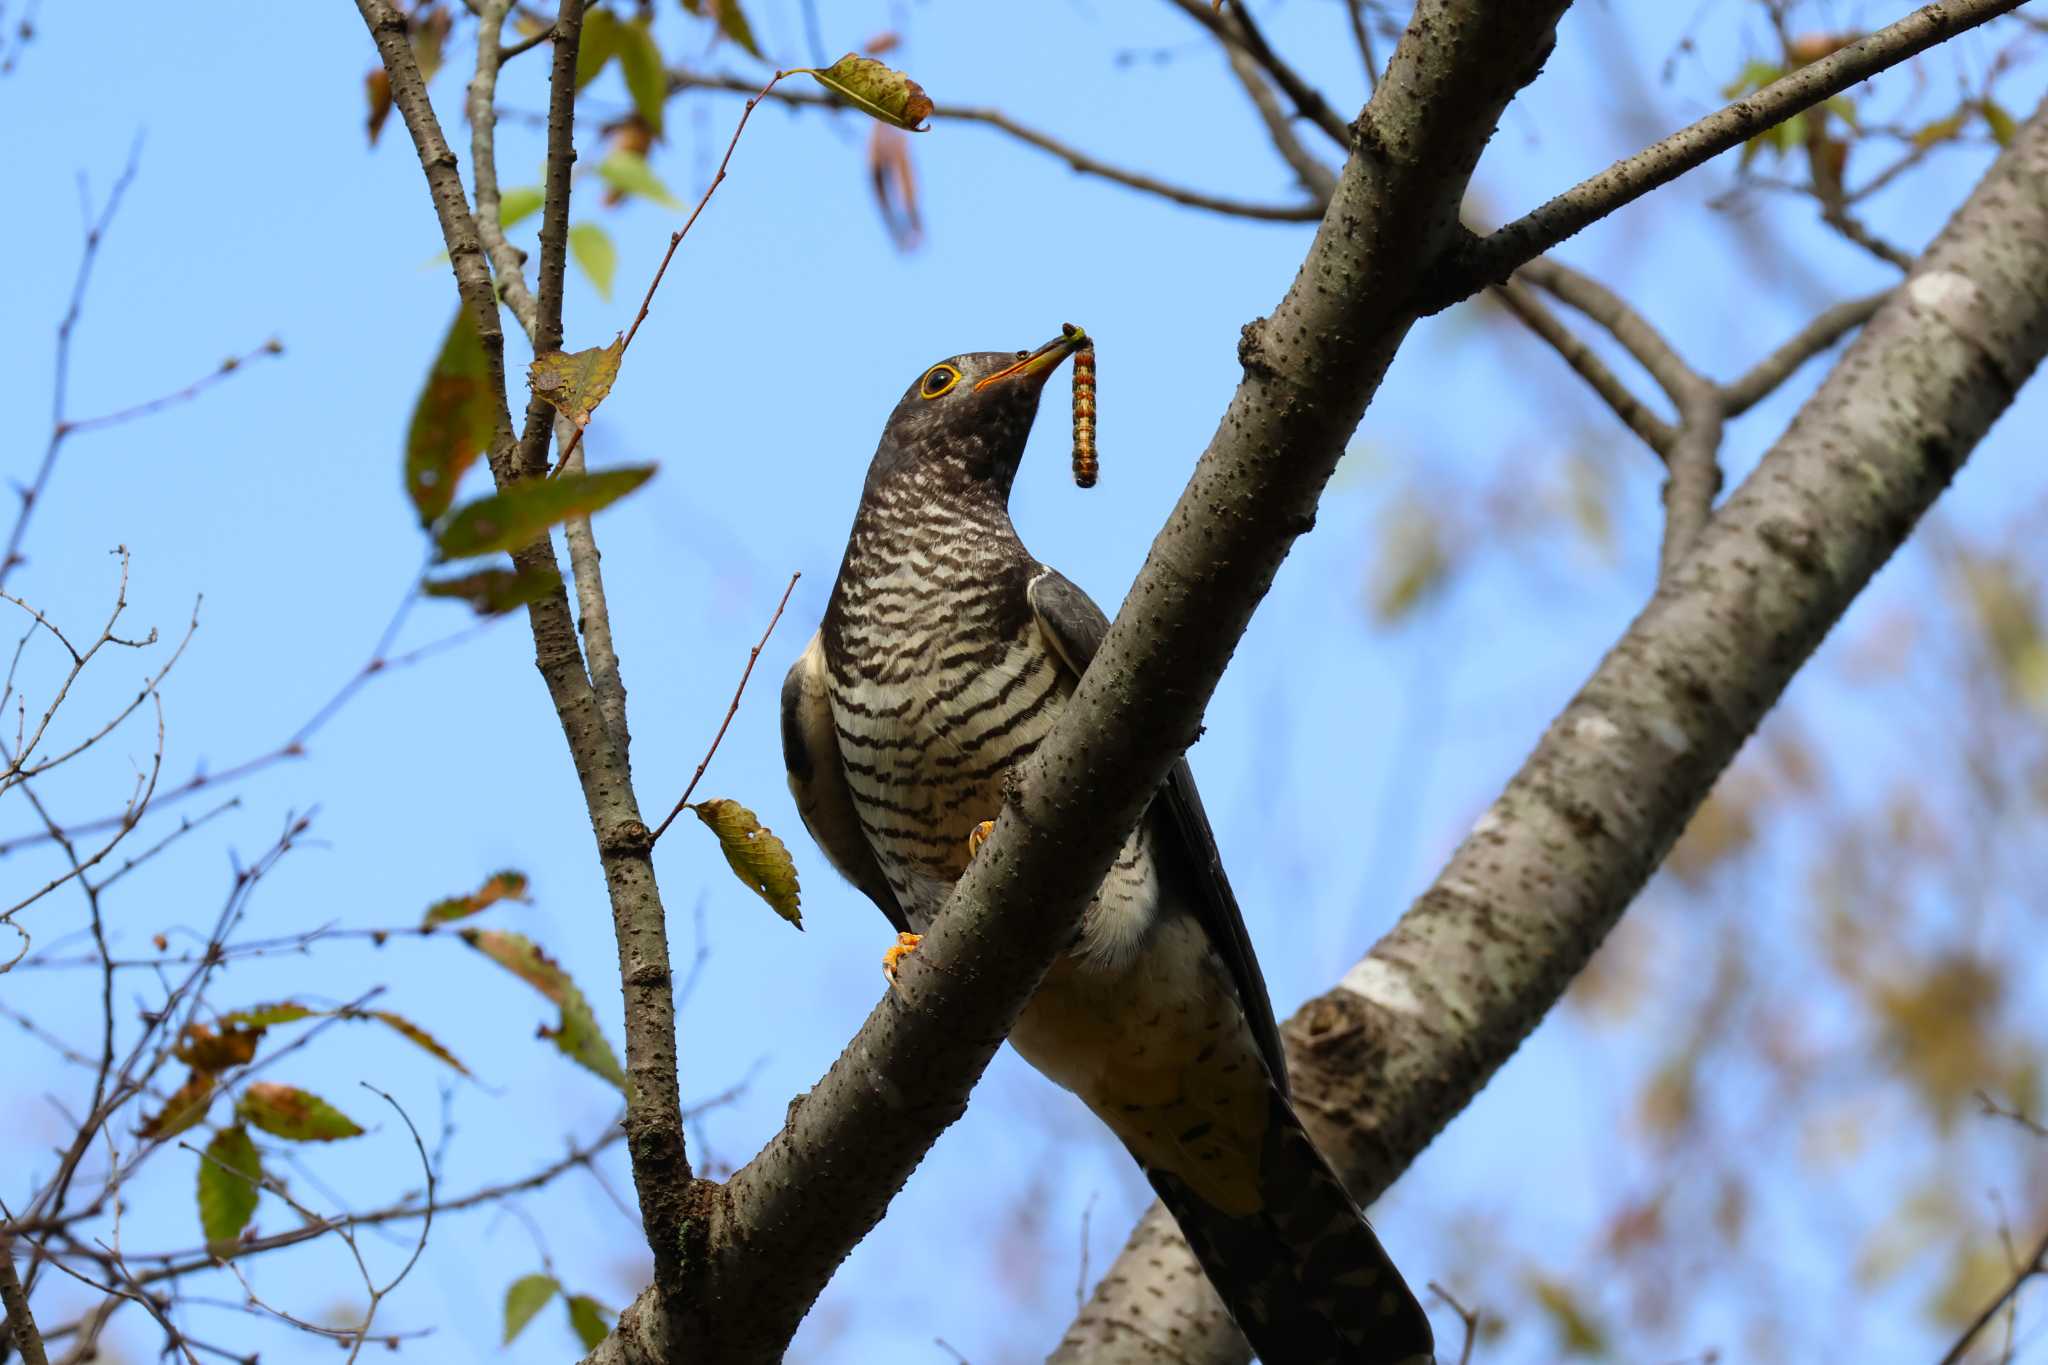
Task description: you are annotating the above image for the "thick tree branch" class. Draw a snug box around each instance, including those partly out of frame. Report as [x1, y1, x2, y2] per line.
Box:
[591, 2, 1573, 1360]
[354, 0, 694, 1306]
[1438, 0, 2029, 306]
[1059, 90, 2048, 1365]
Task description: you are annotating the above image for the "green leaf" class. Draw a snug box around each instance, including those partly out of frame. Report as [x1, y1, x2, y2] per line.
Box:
[576, 7, 621, 89]
[1720, 60, 1784, 99]
[217, 1002, 316, 1029]
[235, 1082, 365, 1142]
[198, 1125, 263, 1250]
[422, 870, 532, 926]
[530, 336, 624, 427]
[706, 0, 763, 59]
[691, 798, 802, 928]
[595, 150, 681, 208]
[566, 1294, 612, 1349]
[137, 1070, 215, 1140]
[499, 185, 545, 228]
[617, 18, 669, 134]
[435, 466, 656, 561]
[801, 54, 933, 131]
[1912, 109, 1971, 150]
[406, 307, 498, 526]
[504, 1274, 561, 1344]
[460, 930, 630, 1093]
[423, 565, 565, 616]
[568, 223, 618, 300]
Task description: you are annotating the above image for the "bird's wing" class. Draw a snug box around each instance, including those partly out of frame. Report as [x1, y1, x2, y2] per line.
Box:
[781, 631, 909, 933]
[1025, 567, 1287, 1088]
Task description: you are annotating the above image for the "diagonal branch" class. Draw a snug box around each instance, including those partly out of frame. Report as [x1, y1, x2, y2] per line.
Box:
[1059, 88, 2048, 1365]
[1162, 0, 1352, 147]
[1490, 280, 1677, 456]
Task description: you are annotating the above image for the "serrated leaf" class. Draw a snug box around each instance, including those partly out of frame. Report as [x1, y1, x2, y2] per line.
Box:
[198, 1125, 262, 1250]
[137, 1070, 216, 1140]
[423, 565, 564, 616]
[406, 307, 498, 526]
[802, 54, 932, 131]
[691, 799, 802, 927]
[566, 1294, 611, 1349]
[236, 1083, 365, 1142]
[435, 466, 655, 561]
[595, 149, 681, 208]
[216, 1003, 315, 1029]
[367, 1010, 471, 1075]
[504, 1273, 560, 1344]
[423, 870, 532, 926]
[174, 1021, 264, 1074]
[616, 17, 668, 134]
[707, 0, 763, 59]
[460, 930, 629, 1092]
[568, 223, 618, 300]
[499, 185, 545, 228]
[530, 336, 624, 427]
[576, 6, 620, 89]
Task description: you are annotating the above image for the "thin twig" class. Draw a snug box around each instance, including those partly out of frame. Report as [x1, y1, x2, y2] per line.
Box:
[1936, 1221, 2048, 1365]
[1491, 281, 1676, 457]
[652, 571, 800, 841]
[1426, 1281, 1479, 1365]
[60, 341, 283, 439]
[1722, 291, 1887, 414]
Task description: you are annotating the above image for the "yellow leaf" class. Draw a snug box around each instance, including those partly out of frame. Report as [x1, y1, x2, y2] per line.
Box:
[461, 929, 629, 1092]
[423, 870, 531, 926]
[691, 798, 802, 927]
[529, 336, 624, 429]
[235, 1082, 364, 1142]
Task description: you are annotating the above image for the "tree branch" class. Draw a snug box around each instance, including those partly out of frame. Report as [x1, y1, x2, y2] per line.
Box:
[1721, 291, 1887, 414]
[0, 1233, 50, 1365]
[1438, 0, 2030, 306]
[354, 0, 695, 1307]
[1222, 43, 1338, 201]
[1162, 0, 1352, 147]
[1489, 280, 1676, 456]
[1059, 89, 2048, 1365]
[666, 71, 1326, 223]
[592, 2, 1575, 1359]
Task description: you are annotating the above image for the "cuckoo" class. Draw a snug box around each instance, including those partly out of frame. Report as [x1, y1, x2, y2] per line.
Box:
[781, 330, 1435, 1364]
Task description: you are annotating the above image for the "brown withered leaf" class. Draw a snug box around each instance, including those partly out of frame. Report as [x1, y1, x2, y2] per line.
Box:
[866, 123, 922, 252]
[529, 337, 625, 430]
[365, 68, 393, 145]
[137, 1070, 216, 1141]
[460, 929, 628, 1093]
[423, 870, 531, 926]
[174, 1021, 263, 1074]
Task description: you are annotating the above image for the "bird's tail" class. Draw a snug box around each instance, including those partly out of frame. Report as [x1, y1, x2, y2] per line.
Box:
[1144, 1085, 1435, 1365]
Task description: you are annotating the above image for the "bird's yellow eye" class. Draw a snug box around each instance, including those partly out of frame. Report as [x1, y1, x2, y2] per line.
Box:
[920, 365, 960, 399]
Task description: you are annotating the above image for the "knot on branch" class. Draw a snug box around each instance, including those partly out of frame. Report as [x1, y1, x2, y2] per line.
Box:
[1411, 227, 1488, 319]
[1238, 317, 1277, 378]
[600, 818, 655, 859]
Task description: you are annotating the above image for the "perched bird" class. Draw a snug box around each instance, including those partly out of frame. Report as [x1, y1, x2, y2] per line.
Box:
[781, 331, 1435, 1365]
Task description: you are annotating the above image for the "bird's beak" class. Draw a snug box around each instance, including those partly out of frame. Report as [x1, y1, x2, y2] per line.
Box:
[974, 325, 1089, 392]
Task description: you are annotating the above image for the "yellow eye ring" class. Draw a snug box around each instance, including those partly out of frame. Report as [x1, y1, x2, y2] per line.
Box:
[920, 365, 961, 400]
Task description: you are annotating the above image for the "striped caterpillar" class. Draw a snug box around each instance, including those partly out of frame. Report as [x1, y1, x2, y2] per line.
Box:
[1070, 336, 1097, 489]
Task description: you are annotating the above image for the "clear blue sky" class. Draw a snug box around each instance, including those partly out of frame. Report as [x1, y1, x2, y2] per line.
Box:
[6, 2, 2044, 1362]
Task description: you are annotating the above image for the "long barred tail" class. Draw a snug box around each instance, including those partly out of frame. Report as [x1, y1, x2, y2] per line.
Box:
[1144, 1087, 1435, 1365]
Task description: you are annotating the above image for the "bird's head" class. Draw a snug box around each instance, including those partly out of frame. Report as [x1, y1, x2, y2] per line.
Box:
[866, 328, 1089, 499]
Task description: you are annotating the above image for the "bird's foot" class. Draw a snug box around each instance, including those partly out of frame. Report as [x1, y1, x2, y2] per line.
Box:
[882, 931, 923, 990]
[966, 819, 996, 860]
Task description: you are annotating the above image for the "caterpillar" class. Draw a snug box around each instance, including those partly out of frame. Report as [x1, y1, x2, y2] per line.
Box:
[1071, 340, 1097, 489]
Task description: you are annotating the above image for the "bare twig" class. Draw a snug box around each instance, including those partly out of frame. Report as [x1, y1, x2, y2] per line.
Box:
[1444, 0, 2030, 305]
[669, 71, 1325, 223]
[1490, 281, 1676, 456]
[1223, 44, 1337, 201]
[1426, 1281, 1479, 1365]
[1936, 1221, 2048, 1365]
[1723, 291, 1888, 414]
[1161, 0, 1351, 146]
[1977, 1091, 2048, 1141]
[60, 340, 283, 439]
[651, 571, 800, 841]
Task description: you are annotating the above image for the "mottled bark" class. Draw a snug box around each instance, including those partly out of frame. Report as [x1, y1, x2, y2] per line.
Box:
[1055, 92, 2048, 1365]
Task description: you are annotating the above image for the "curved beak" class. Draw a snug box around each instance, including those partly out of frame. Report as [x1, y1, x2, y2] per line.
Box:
[974, 324, 1089, 392]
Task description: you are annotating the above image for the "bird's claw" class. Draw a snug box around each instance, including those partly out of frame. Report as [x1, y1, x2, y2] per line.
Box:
[966, 819, 996, 860]
[882, 931, 922, 990]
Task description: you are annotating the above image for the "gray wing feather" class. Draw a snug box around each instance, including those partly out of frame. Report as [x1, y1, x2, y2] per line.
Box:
[781, 632, 908, 934]
[1025, 568, 1288, 1091]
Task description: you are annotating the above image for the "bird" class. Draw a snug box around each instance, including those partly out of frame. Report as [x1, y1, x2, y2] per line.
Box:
[780, 330, 1436, 1365]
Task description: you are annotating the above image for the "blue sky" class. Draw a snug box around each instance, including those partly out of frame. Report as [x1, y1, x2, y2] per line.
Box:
[5, 2, 2045, 1362]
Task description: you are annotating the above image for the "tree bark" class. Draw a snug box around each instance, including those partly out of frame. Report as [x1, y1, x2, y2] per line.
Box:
[1054, 91, 2048, 1365]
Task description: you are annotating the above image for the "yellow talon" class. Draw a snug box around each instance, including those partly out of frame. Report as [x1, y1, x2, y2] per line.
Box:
[967, 819, 996, 859]
[882, 931, 922, 988]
